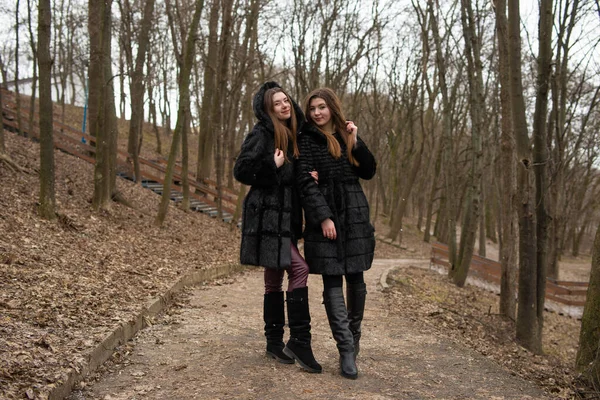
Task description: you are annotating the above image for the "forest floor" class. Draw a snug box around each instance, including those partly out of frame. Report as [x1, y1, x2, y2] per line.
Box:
[0, 128, 596, 399]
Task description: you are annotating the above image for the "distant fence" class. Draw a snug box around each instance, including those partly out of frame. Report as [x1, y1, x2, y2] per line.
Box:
[430, 241, 588, 311]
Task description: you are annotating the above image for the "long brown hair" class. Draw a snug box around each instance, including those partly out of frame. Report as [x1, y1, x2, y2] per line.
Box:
[304, 87, 358, 166]
[264, 87, 299, 160]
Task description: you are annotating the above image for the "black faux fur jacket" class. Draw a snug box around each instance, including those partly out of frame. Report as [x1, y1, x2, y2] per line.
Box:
[295, 123, 377, 275]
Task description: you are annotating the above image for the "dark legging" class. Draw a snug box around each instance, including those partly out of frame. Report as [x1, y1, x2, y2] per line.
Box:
[264, 244, 309, 293]
[322, 272, 365, 290]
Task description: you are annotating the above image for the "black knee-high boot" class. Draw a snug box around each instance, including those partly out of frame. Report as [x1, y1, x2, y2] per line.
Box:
[264, 292, 294, 364]
[323, 287, 358, 379]
[346, 282, 367, 359]
[283, 287, 322, 373]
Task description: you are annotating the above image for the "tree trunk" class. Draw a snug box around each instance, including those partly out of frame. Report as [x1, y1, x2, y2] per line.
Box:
[89, 0, 116, 210]
[196, 0, 220, 183]
[508, 0, 541, 354]
[26, 0, 38, 137]
[576, 222, 600, 387]
[496, 0, 517, 320]
[38, 0, 55, 220]
[155, 0, 205, 226]
[0, 54, 5, 154]
[453, 0, 485, 287]
[424, 140, 443, 243]
[14, 0, 23, 137]
[532, 0, 553, 341]
[127, 0, 156, 182]
[429, 0, 457, 268]
[212, 0, 234, 219]
[478, 178, 486, 257]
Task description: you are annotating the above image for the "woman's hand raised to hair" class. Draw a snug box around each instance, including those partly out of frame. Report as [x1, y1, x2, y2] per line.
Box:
[321, 218, 336, 240]
[274, 148, 285, 168]
[346, 121, 358, 148]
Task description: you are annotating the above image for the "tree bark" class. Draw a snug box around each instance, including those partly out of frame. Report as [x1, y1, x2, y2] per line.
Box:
[196, 0, 219, 183]
[26, 0, 38, 137]
[532, 0, 553, 341]
[212, 0, 234, 219]
[0, 54, 5, 154]
[429, 0, 457, 268]
[495, 0, 517, 320]
[38, 0, 55, 220]
[89, 0, 117, 210]
[14, 0, 23, 137]
[126, 0, 156, 182]
[453, 0, 485, 287]
[576, 222, 600, 387]
[508, 0, 541, 354]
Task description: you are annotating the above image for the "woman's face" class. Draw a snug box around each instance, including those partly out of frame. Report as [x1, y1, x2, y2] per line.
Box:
[309, 97, 332, 129]
[271, 91, 291, 121]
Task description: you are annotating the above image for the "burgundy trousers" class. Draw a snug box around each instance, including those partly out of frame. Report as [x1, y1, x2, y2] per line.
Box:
[264, 244, 309, 293]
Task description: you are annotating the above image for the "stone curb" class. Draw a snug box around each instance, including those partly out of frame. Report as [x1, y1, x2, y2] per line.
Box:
[47, 263, 245, 400]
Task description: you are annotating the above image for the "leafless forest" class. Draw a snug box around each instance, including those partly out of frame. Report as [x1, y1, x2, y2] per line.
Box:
[1, 0, 600, 388]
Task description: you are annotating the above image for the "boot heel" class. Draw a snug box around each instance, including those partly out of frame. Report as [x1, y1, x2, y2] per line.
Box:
[266, 347, 295, 364]
[283, 345, 322, 373]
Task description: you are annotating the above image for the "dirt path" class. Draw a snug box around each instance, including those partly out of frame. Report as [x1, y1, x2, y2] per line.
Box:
[69, 259, 547, 399]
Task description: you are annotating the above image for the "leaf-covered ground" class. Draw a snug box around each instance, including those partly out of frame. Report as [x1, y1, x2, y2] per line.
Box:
[0, 131, 239, 399]
[0, 128, 595, 399]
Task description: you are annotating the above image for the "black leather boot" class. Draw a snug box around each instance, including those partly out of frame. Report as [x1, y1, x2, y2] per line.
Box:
[264, 292, 294, 364]
[346, 282, 367, 359]
[283, 287, 322, 373]
[323, 287, 358, 379]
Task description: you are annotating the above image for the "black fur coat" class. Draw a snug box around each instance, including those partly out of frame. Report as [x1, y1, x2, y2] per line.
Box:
[233, 82, 304, 269]
[295, 123, 377, 275]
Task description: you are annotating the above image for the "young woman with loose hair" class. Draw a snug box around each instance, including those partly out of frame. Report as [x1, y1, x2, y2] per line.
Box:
[296, 87, 377, 379]
[233, 81, 321, 374]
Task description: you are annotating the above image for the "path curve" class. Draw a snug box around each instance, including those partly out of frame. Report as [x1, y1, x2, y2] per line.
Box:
[70, 259, 546, 399]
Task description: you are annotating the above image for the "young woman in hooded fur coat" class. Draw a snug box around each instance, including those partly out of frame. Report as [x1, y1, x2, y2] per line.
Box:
[233, 81, 321, 373]
[295, 87, 377, 380]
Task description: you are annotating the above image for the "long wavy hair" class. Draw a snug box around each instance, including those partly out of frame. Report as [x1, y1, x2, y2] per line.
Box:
[264, 87, 299, 161]
[304, 87, 358, 166]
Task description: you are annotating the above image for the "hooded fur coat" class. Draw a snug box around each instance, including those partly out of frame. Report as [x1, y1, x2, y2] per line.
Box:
[233, 82, 304, 269]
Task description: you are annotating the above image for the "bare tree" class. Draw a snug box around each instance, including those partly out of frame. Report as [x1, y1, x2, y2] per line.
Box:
[155, 0, 205, 226]
[212, 0, 234, 218]
[494, 0, 517, 320]
[26, 0, 37, 136]
[429, 0, 458, 268]
[531, 0, 553, 343]
[451, 0, 485, 287]
[89, 0, 119, 209]
[196, 0, 219, 183]
[37, 0, 55, 219]
[508, 0, 541, 354]
[123, 0, 156, 182]
[14, 0, 23, 137]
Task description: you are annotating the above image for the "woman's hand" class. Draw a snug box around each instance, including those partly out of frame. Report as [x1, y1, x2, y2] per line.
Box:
[346, 121, 358, 148]
[321, 218, 337, 240]
[274, 148, 285, 168]
[310, 170, 319, 184]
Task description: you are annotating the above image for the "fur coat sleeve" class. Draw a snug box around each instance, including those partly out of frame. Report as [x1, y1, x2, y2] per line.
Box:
[351, 136, 377, 180]
[233, 127, 279, 187]
[295, 133, 334, 227]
